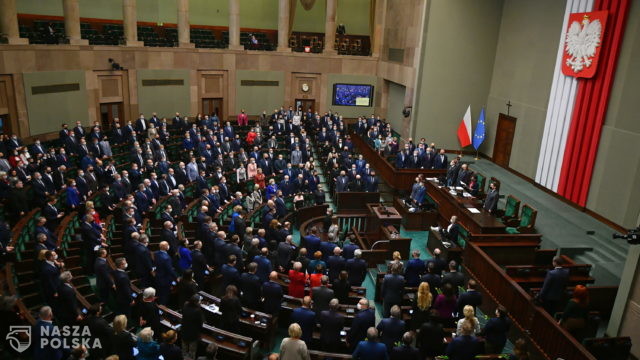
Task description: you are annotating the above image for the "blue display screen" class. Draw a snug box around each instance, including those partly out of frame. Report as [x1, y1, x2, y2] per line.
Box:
[332, 84, 373, 107]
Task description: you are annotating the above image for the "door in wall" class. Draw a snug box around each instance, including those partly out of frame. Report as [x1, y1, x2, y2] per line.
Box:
[295, 99, 315, 113]
[0, 114, 9, 135]
[203, 98, 224, 121]
[492, 113, 517, 168]
[100, 102, 124, 130]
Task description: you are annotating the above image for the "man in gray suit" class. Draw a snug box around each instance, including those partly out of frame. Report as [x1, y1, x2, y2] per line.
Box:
[311, 275, 334, 315]
[335, 171, 349, 192]
[484, 182, 499, 214]
[291, 146, 303, 166]
[186, 158, 198, 182]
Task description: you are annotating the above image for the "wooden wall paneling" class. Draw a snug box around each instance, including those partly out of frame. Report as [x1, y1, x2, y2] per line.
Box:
[0, 75, 21, 136]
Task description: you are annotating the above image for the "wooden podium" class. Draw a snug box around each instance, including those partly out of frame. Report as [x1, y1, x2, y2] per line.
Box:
[366, 204, 402, 233]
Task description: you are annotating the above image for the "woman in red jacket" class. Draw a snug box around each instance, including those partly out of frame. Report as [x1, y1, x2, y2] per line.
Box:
[288, 261, 307, 299]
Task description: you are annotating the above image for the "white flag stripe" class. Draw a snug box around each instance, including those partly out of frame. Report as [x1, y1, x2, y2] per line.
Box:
[535, 0, 594, 191]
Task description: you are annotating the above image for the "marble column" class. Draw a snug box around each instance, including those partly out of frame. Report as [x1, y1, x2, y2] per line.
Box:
[276, 0, 291, 52]
[0, 0, 28, 44]
[228, 0, 242, 50]
[177, 0, 194, 48]
[371, 0, 386, 57]
[122, 0, 143, 46]
[324, 0, 337, 54]
[62, 0, 88, 45]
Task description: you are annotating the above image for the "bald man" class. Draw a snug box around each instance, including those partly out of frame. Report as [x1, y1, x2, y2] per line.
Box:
[154, 241, 176, 305]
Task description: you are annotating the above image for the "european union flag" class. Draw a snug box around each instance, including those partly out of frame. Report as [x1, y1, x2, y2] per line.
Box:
[472, 107, 486, 150]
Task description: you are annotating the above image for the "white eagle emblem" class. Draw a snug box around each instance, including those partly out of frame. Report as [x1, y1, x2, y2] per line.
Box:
[565, 15, 602, 73]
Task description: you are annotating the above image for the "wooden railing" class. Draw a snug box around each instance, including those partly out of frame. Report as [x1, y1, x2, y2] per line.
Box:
[350, 132, 446, 191]
[463, 241, 597, 360]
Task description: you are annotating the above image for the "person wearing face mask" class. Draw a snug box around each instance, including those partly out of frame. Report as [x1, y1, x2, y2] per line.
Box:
[113, 257, 134, 318]
[347, 298, 376, 351]
[65, 179, 81, 210]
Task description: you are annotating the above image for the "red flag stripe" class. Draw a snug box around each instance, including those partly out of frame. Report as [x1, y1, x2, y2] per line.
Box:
[557, 0, 630, 206]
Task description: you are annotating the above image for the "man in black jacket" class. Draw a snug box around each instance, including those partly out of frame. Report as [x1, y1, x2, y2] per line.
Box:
[83, 304, 112, 359]
[113, 257, 134, 317]
[311, 275, 334, 315]
[94, 249, 113, 303]
[191, 240, 210, 287]
[56, 271, 80, 326]
[160, 221, 178, 258]
[318, 298, 345, 351]
[181, 294, 205, 360]
[345, 249, 368, 286]
[239, 262, 262, 310]
[40, 250, 61, 305]
[347, 298, 375, 351]
[484, 182, 500, 214]
[134, 235, 154, 288]
[457, 279, 483, 315]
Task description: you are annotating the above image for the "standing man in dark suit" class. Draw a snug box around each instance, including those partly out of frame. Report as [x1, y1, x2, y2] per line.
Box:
[56, 271, 80, 326]
[377, 305, 406, 354]
[112, 257, 134, 318]
[311, 275, 335, 315]
[33, 306, 65, 360]
[390, 332, 421, 360]
[434, 149, 448, 169]
[154, 241, 177, 305]
[484, 182, 499, 214]
[94, 249, 113, 303]
[404, 250, 426, 287]
[261, 271, 283, 316]
[347, 298, 375, 351]
[191, 240, 210, 286]
[134, 236, 155, 288]
[442, 260, 466, 293]
[160, 221, 179, 258]
[537, 256, 570, 315]
[445, 322, 480, 359]
[457, 279, 483, 315]
[290, 296, 316, 345]
[318, 298, 346, 351]
[239, 262, 262, 310]
[40, 250, 62, 306]
[345, 249, 368, 286]
[181, 294, 205, 360]
[381, 263, 405, 317]
[80, 214, 105, 274]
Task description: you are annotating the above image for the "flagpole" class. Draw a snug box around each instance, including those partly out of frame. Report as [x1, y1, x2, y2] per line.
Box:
[475, 149, 479, 160]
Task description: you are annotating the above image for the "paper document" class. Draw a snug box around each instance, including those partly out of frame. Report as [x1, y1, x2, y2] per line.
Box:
[468, 208, 481, 213]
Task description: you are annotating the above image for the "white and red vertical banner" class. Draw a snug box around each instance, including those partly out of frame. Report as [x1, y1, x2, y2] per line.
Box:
[536, 0, 630, 207]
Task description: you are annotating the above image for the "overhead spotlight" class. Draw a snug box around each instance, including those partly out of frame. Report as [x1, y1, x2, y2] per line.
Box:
[108, 58, 124, 71]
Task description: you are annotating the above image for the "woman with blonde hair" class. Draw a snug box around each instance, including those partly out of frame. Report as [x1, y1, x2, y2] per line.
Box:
[110, 315, 136, 360]
[85, 200, 102, 226]
[456, 305, 481, 336]
[390, 251, 404, 272]
[279, 323, 310, 360]
[136, 327, 160, 360]
[412, 282, 433, 329]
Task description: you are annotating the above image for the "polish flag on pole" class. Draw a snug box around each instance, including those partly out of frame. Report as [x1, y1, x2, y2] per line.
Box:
[457, 105, 472, 147]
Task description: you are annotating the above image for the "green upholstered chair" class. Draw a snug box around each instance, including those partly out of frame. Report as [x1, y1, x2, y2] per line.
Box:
[475, 172, 486, 197]
[457, 225, 469, 248]
[506, 204, 537, 234]
[501, 194, 521, 222]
